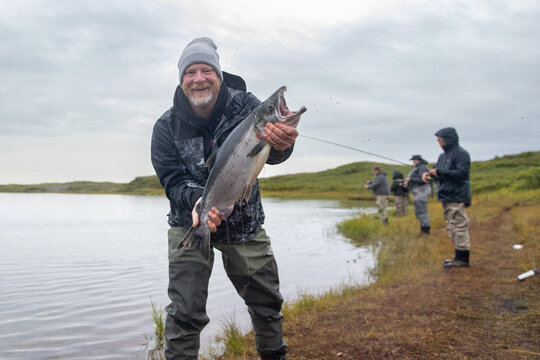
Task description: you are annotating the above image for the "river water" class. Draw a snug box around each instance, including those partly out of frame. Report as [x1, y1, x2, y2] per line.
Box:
[0, 193, 376, 359]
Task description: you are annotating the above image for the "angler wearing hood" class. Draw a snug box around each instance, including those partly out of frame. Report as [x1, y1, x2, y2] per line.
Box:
[391, 171, 409, 216]
[405, 155, 432, 234]
[366, 166, 391, 225]
[424, 127, 471, 269]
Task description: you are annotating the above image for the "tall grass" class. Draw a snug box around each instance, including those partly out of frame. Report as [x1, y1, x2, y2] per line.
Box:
[214, 320, 251, 358]
[281, 283, 360, 319]
[144, 299, 165, 360]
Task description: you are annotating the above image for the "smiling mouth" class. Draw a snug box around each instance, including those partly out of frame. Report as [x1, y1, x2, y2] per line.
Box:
[192, 87, 210, 93]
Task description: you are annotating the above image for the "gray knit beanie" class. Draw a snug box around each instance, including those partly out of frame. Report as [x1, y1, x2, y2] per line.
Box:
[178, 37, 223, 84]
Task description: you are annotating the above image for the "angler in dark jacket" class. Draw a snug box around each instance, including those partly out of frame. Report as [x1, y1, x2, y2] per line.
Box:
[423, 127, 471, 269]
[405, 155, 432, 234]
[366, 166, 391, 224]
[151, 37, 295, 360]
[391, 171, 408, 216]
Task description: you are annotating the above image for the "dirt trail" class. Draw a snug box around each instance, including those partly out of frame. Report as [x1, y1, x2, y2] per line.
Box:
[283, 208, 540, 359]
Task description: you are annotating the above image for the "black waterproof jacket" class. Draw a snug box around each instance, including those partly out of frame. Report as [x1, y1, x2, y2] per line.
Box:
[151, 72, 293, 242]
[433, 127, 471, 206]
[391, 171, 409, 196]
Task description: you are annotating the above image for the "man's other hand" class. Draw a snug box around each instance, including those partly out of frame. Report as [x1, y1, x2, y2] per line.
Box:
[191, 197, 223, 232]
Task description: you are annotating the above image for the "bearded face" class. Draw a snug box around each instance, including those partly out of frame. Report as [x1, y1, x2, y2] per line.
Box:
[182, 63, 221, 108]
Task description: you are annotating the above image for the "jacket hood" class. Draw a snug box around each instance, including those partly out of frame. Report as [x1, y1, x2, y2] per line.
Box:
[223, 71, 246, 91]
[392, 171, 404, 179]
[435, 127, 459, 149]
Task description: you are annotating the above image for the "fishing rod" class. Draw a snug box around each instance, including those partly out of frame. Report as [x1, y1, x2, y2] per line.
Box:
[299, 134, 412, 167]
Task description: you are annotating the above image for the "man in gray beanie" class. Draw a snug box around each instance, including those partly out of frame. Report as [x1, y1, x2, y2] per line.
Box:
[178, 37, 223, 85]
[151, 37, 297, 360]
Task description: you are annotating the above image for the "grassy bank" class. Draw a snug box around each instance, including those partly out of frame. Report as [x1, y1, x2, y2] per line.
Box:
[1, 151, 538, 199]
[211, 188, 539, 359]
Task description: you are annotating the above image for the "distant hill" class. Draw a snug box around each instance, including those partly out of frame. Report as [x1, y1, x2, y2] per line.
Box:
[260, 150, 540, 199]
[0, 176, 163, 196]
[1, 151, 538, 199]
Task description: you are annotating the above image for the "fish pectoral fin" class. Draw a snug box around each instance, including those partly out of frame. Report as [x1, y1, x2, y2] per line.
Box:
[242, 183, 253, 202]
[247, 140, 267, 157]
[205, 149, 219, 170]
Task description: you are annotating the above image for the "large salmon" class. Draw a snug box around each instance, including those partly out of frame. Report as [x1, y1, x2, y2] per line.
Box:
[180, 86, 306, 259]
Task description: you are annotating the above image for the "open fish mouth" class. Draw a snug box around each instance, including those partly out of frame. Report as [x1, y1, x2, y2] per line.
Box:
[277, 87, 307, 128]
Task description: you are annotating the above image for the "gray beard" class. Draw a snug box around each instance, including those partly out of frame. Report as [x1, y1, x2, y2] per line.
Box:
[188, 93, 215, 107]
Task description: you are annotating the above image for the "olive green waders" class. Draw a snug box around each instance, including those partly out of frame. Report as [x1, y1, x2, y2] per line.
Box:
[165, 227, 287, 360]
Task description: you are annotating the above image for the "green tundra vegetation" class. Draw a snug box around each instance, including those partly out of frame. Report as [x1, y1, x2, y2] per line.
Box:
[1, 151, 538, 199]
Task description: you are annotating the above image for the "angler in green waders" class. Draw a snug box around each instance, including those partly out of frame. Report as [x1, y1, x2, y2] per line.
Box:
[151, 37, 300, 360]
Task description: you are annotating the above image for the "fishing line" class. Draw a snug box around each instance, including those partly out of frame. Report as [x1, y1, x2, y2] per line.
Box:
[299, 134, 412, 166]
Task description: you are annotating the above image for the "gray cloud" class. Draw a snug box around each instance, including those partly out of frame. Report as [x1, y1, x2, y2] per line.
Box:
[230, 1, 540, 164]
[0, 0, 539, 184]
[0, 0, 185, 136]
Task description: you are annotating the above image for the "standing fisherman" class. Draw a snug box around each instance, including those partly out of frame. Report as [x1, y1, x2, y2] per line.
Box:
[151, 37, 297, 359]
[365, 166, 391, 225]
[423, 128, 471, 268]
[391, 171, 409, 216]
[405, 155, 432, 234]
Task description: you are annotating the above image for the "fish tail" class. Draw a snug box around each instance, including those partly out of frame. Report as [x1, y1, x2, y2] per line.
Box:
[179, 227, 211, 261]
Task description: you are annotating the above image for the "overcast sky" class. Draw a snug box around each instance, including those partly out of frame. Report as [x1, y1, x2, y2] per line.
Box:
[1, 0, 539, 184]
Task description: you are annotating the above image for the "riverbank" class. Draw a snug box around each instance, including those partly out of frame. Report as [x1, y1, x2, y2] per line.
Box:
[1, 151, 538, 199]
[215, 189, 540, 359]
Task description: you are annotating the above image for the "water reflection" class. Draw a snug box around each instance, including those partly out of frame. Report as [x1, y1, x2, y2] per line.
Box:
[0, 193, 376, 359]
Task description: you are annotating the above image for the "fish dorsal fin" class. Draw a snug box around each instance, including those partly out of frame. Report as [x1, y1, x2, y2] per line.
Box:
[247, 139, 267, 157]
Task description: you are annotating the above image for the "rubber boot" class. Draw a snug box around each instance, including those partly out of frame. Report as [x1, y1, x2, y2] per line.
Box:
[261, 355, 286, 360]
[260, 349, 287, 360]
[443, 249, 470, 269]
[420, 226, 431, 235]
[456, 249, 470, 264]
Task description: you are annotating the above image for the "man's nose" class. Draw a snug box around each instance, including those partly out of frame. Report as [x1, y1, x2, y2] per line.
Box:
[193, 71, 206, 82]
